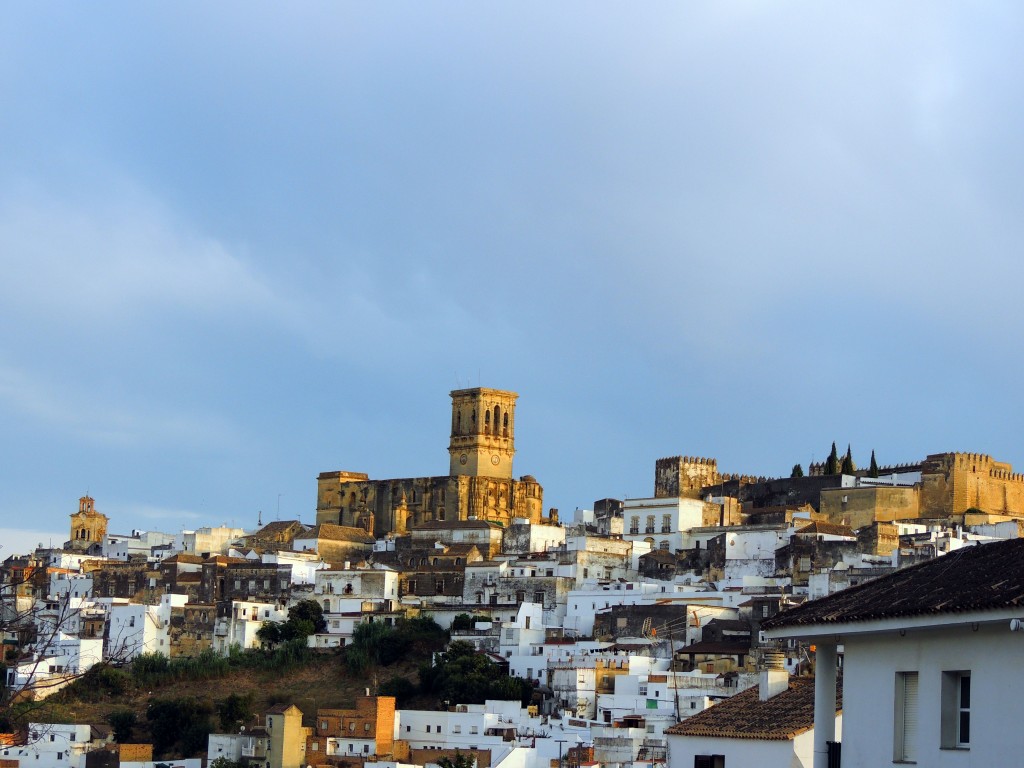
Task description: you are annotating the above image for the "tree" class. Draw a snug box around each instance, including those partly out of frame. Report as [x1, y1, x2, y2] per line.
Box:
[107, 709, 136, 743]
[287, 600, 327, 634]
[438, 753, 476, 768]
[451, 614, 475, 631]
[257, 599, 327, 647]
[841, 445, 855, 475]
[217, 692, 254, 732]
[824, 442, 840, 475]
[869, 450, 879, 478]
[420, 641, 533, 707]
[790, 464, 804, 478]
[147, 696, 214, 757]
[0, 552, 138, 733]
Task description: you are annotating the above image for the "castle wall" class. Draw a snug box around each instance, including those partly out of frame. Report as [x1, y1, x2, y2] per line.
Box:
[819, 486, 920, 529]
[919, 452, 1024, 517]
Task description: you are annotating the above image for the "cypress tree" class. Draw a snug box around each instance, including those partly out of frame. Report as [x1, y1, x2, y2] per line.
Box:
[791, 463, 804, 478]
[824, 442, 840, 475]
[869, 450, 879, 478]
[841, 444, 855, 475]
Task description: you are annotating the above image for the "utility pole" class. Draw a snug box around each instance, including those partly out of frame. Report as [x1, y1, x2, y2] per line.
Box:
[665, 621, 682, 723]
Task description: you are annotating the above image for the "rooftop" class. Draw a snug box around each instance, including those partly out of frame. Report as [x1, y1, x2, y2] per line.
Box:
[665, 677, 841, 740]
[762, 538, 1024, 630]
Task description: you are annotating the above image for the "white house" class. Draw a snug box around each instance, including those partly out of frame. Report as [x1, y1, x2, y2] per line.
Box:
[212, 599, 288, 653]
[0, 724, 99, 768]
[622, 497, 710, 554]
[5, 636, 104, 700]
[665, 672, 841, 768]
[762, 536, 1024, 768]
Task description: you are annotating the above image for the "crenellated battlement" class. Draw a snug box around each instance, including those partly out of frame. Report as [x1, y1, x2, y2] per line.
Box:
[654, 455, 721, 498]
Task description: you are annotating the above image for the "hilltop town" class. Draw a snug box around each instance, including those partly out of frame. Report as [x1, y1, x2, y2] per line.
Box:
[5, 387, 1024, 768]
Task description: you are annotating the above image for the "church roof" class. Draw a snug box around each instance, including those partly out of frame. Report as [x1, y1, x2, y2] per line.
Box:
[794, 521, 857, 538]
[298, 524, 375, 544]
[410, 519, 502, 531]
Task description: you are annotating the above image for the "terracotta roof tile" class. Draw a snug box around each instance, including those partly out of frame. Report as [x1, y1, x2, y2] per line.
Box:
[795, 521, 856, 537]
[665, 677, 841, 740]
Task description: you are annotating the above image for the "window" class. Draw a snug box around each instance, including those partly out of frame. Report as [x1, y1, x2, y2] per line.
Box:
[453, 725, 461, 734]
[662, 515, 672, 533]
[941, 671, 971, 748]
[646, 516, 655, 534]
[894, 671, 919, 762]
[693, 757, 724, 768]
[630, 517, 640, 535]
[534, 591, 545, 605]
[470, 726, 479, 734]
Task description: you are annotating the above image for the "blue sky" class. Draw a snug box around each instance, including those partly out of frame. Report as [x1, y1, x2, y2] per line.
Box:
[3, 3, 1024, 554]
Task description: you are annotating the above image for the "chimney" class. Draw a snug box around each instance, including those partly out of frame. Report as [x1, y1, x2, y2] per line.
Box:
[759, 652, 789, 701]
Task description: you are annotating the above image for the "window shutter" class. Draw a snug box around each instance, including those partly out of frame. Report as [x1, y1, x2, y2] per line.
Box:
[900, 672, 919, 761]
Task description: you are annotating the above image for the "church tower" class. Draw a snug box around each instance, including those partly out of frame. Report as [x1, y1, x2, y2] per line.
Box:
[68, 496, 108, 552]
[448, 387, 517, 479]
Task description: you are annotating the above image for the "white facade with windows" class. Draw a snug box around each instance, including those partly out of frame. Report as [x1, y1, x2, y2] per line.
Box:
[212, 599, 288, 653]
[0, 724, 96, 768]
[763, 538, 1024, 768]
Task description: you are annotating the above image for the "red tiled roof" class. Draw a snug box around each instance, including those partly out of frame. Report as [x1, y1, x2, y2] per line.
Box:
[795, 521, 856, 537]
[665, 677, 841, 740]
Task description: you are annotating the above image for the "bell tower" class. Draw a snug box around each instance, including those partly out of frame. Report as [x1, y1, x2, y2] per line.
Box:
[448, 387, 517, 479]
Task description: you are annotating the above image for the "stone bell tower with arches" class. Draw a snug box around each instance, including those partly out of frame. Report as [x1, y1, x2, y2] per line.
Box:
[68, 495, 108, 552]
[448, 387, 517, 479]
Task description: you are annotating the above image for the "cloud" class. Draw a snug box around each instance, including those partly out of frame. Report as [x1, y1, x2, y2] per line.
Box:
[0, 179, 287, 330]
[0, 357, 241, 449]
[0, 528, 67, 556]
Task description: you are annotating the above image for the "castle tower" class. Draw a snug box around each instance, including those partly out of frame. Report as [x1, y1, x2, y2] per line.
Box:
[448, 387, 517, 479]
[69, 496, 108, 551]
[654, 456, 721, 498]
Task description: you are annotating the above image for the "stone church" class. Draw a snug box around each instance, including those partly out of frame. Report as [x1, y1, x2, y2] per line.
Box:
[315, 387, 547, 538]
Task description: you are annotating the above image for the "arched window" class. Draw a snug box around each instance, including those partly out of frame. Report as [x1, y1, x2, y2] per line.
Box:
[485, 410, 490, 435]
[457, 411, 462, 433]
[323, 599, 330, 612]
[503, 412, 509, 437]
[493, 405, 500, 432]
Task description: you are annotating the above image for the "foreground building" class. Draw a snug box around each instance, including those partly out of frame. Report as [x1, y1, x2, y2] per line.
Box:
[762, 537, 1024, 768]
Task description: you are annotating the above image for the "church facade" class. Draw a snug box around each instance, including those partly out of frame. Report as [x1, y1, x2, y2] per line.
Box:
[315, 388, 546, 538]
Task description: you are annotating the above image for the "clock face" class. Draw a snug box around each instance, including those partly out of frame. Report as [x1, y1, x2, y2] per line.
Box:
[491, 454, 500, 465]
[460, 454, 468, 465]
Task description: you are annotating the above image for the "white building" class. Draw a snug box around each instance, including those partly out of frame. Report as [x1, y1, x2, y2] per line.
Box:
[5, 636, 104, 700]
[176, 526, 247, 556]
[622, 497, 710, 554]
[0, 724, 100, 768]
[212, 599, 288, 653]
[763, 536, 1024, 768]
[107, 594, 187, 659]
[665, 672, 841, 768]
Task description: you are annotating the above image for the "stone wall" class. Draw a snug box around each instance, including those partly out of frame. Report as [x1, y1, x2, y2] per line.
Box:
[654, 456, 720, 498]
[920, 452, 1024, 517]
[819, 486, 920, 529]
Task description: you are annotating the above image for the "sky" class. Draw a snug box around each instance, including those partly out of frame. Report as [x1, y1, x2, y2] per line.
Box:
[2, 3, 1024, 555]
